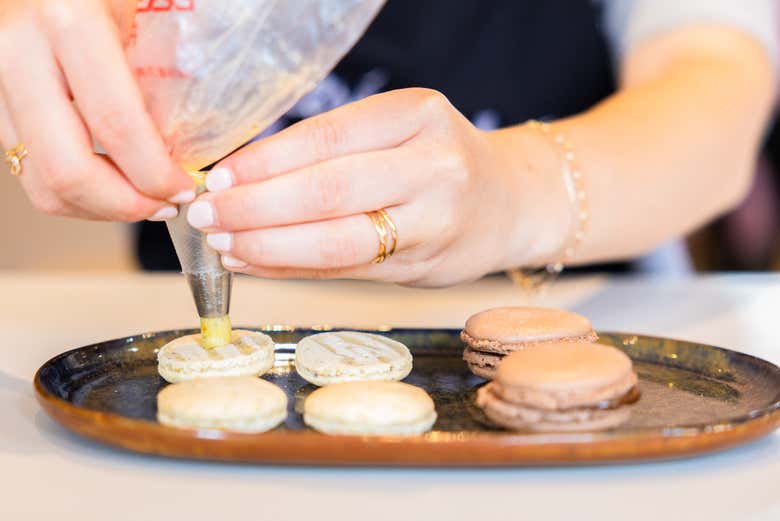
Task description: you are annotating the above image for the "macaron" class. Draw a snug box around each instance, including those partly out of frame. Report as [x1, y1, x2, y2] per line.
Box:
[303, 381, 437, 436]
[157, 329, 275, 383]
[295, 331, 413, 386]
[157, 376, 288, 433]
[475, 341, 639, 432]
[461, 306, 597, 379]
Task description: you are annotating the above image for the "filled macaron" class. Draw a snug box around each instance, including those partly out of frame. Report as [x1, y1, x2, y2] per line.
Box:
[461, 306, 597, 379]
[475, 341, 639, 432]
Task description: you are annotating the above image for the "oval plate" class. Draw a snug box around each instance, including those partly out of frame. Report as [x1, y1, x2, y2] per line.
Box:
[34, 328, 780, 466]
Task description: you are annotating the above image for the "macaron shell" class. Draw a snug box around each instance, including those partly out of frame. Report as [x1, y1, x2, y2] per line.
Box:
[476, 383, 632, 432]
[304, 410, 437, 436]
[157, 330, 275, 383]
[303, 381, 436, 435]
[495, 370, 638, 410]
[295, 331, 413, 386]
[496, 341, 635, 396]
[295, 357, 412, 386]
[461, 330, 598, 355]
[158, 359, 274, 384]
[462, 348, 502, 379]
[157, 376, 288, 433]
[465, 362, 498, 380]
[463, 307, 594, 345]
[157, 409, 287, 433]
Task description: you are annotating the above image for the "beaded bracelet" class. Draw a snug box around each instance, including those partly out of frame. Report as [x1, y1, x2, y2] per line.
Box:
[506, 120, 589, 292]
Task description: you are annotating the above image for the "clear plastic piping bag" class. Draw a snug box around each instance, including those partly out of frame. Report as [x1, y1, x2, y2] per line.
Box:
[125, 1, 384, 320]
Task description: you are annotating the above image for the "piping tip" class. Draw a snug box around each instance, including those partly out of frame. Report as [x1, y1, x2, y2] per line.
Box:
[165, 174, 233, 320]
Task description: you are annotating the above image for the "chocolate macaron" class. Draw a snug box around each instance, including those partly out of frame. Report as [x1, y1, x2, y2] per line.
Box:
[476, 341, 639, 432]
[461, 306, 597, 379]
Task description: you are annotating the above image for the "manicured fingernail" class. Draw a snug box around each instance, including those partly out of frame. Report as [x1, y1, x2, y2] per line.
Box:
[205, 167, 233, 193]
[147, 205, 179, 222]
[187, 201, 215, 228]
[207, 232, 232, 252]
[222, 256, 247, 268]
[169, 190, 196, 204]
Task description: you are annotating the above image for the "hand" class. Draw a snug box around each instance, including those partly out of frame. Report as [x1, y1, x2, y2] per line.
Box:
[0, 0, 195, 221]
[187, 88, 566, 287]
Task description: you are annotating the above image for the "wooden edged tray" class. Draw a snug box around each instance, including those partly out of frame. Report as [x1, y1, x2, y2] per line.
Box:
[34, 328, 780, 466]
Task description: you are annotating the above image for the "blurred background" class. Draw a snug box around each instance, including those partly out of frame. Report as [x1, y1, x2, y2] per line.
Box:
[4, 115, 780, 274]
[0, 163, 135, 271]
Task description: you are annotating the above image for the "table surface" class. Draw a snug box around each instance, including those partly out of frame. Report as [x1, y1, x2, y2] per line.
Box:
[2, 271, 778, 521]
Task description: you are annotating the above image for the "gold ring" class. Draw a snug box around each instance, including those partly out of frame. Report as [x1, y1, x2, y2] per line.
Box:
[367, 211, 388, 263]
[377, 209, 398, 257]
[5, 144, 28, 176]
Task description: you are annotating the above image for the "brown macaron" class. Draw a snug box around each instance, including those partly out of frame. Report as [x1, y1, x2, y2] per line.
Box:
[475, 341, 639, 432]
[461, 306, 597, 379]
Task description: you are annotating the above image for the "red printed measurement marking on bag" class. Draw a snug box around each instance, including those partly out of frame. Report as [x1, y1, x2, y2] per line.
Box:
[137, 0, 195, 12]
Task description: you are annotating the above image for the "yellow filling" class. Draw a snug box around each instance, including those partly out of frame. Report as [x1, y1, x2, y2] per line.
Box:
[200, 315, 233, 349]
[188, 170, 207, 187]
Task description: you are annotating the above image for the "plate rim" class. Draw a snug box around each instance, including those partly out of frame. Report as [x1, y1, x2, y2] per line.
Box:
[33, 328, 780, 466]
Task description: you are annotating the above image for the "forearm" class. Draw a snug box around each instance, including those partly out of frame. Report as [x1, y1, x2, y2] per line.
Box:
[493, 26, 775, 269]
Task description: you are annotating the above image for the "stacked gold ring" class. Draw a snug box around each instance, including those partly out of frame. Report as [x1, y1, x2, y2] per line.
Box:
[5, 144, 28, 176]
[367, 209, 398, 264]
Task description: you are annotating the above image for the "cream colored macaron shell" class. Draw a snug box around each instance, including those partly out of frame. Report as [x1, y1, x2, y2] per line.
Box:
[157, 376, 287, 433]
[304, 381, 436, 435]
[158, 330, 275, 383]
[295, 331, 413, 386]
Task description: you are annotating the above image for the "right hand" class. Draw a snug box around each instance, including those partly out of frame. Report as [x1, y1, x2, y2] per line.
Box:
[0, 0, 195, 221]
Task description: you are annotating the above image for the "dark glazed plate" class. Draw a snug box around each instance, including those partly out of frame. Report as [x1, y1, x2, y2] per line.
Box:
[34, 328, 780, 466]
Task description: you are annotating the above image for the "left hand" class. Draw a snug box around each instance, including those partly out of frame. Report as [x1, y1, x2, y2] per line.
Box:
[186, 88, 560, 287]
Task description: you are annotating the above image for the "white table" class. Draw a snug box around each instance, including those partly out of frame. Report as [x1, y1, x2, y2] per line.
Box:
[1, 272, 778, 521]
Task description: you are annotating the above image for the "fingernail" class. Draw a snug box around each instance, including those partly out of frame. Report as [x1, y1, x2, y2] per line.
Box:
[169, 190, 196, 204]
[207, 232, 232, 252]
[222, 256, 247, 268]
[147, 205, 179, 222]
[205, 167, 233, 193]
[187, 201, 215, 228]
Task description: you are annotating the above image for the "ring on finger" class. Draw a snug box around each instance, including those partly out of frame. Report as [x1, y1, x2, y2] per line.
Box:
[5, 144, 28, 176]
[366, 208, 399, 264]
[367, 210, 388, 263]
[377, 209, 398, 257]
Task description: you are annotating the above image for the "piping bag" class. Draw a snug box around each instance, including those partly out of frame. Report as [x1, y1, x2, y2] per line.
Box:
[126, 0, 384, 348]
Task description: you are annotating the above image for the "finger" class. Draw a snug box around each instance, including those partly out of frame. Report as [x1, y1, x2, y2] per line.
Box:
[189, 146, 428, 232]
[229, 264, 376, 281]
[0, 75, 101, 219]
[227, 254, 434, 285]
[0, 94, 19, 152]
[205, 206, 416, 270]
[0, 30, 177, 221]
[44, 3, 194, 203]
[207, 88, 448, 191]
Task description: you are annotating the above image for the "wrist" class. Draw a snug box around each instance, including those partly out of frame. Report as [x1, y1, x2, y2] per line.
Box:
[486, 124, 573, 271]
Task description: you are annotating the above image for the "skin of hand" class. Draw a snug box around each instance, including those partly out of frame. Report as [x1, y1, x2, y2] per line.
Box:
[188, 24, 775, 288]
[188, 88, 553, 287]
[0, 0, 195, 221]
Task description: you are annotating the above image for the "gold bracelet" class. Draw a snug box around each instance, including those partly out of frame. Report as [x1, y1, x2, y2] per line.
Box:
[506, 120, 588, 292]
